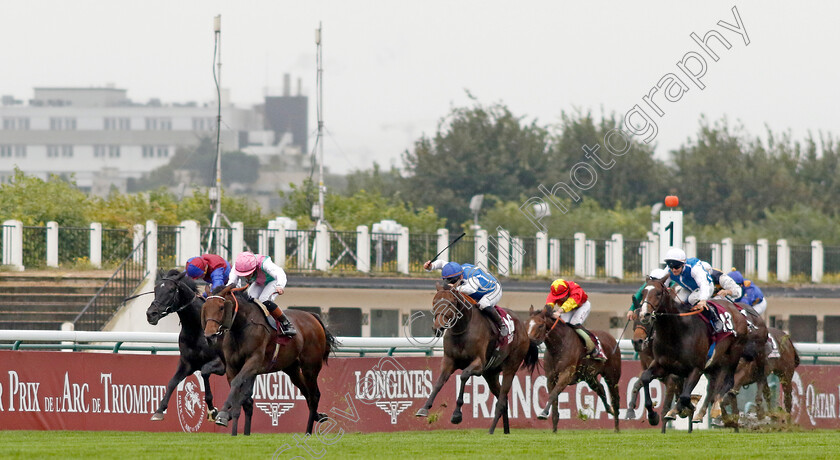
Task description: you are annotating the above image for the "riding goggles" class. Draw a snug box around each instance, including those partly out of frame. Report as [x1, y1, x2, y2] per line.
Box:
[665, 260, 684, 269]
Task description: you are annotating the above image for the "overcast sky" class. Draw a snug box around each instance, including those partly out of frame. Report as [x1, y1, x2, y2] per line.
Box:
[2, 1, 839, 174]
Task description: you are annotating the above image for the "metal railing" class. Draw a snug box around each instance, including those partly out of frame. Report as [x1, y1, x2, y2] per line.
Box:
[102, 228, 133, 265]
[370, 233, 400, 273]
[284, 229, 316, 271]
[72, 233, 148, 331]
[157, 225, 182, 269]
[58, 226, 91, 266]
[22, 225, 47, 269]
[329, 230, 358, 271]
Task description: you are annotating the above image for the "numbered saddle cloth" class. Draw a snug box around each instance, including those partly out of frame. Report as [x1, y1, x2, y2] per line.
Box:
[703, 301, 735, 343]
[495, 306, 515, 349]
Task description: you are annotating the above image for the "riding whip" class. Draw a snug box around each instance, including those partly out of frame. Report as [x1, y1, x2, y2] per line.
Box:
[430, 232, 466, 262]
[612, 318, 631, 355]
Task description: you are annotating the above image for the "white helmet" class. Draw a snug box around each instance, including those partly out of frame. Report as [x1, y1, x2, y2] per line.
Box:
[649, 268, 669, 279]
[663, 247, 686, 264]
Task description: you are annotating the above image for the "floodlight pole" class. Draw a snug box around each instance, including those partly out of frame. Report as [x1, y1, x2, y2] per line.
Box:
[315, 22, 326, 226]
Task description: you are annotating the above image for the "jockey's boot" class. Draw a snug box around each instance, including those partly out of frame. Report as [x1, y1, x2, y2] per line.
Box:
[482, 306, 508, 337]
[265, 300, 297, 336]
[702, 307, 724, 335]
[572, 325, 607, 361]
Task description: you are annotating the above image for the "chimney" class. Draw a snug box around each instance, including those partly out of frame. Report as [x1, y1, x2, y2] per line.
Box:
[283, 74, 291, 97]
[297, 78, 302, 96]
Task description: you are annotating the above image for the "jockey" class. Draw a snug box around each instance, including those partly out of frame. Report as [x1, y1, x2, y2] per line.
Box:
[699, 262, 743, 301]
[663, 247, 724, 334]
[729, 270, 768, 316]
[627, 267, 670, 321]
[545, 279, 607, 361]
[423, 259, 508, 336]
[226, 251, 296, 336]
[185, 254, 231, 294]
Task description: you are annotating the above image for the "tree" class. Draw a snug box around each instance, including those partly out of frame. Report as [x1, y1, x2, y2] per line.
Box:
[345, 162, 404, 198]
[401, 101, 551, 230]
[0, 168, 90, 226]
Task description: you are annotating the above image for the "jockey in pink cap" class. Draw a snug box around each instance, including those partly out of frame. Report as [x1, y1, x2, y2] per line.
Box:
[226, 251, 296, 336]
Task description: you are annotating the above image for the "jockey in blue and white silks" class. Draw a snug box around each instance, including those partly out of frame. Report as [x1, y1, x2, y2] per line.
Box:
[424, 259, 507, 336]
[663, 247, 723, 334]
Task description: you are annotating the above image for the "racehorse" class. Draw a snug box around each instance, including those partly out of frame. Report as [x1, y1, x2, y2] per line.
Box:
[415, 283, 539, 434]
[638, 274, 748, 433]
[706, 327, 800, 424]
[202, 284, 336, 436]
[624, 313, 683, 426]
[527, 305, 622, 432]
[145, 269, 225, 421]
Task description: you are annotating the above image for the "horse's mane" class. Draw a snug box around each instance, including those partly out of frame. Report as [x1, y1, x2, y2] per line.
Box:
[160, 268, 198, 294]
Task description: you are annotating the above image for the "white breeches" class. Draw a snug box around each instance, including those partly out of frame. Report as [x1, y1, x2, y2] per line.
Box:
[751, 298, 767, 316]
[476, 284, 503, 310]
[676, 285, 713, 305]
[246, 280, 280, 303]
[559, 300, 591, 325]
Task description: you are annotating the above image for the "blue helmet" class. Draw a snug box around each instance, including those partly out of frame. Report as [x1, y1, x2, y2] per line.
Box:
[185, 257, 206, 278]
[728, 270, 745, 285]
[441, 262, 463, 280]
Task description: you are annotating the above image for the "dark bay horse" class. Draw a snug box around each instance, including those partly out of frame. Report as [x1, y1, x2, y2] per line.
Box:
[527, 305, 621, 432]
[145, 269, 225, 421]
[202, 285, 336, 436]
[709, 327, 800, 424]
[624, 314, 682, 424]
[638, 275, 748, 433]
[414, 283, 539, 434]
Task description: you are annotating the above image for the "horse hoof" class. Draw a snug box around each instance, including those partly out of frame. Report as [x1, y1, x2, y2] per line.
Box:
[150, 412, 164, 421]
[207, 408, 218, 422]
[624, 408, 636, 420]
[663, 409, 678, 421]
[316, 412, 329, 423]
[451, 412, 462, 424]
[648, 412, 660, 426]
[415, 408, 429, 418]
[537, 410, 549, 420]
[215, 411, 230, 427]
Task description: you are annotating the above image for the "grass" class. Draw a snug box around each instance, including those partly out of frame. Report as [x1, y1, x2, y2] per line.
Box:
[2, 429, 840, 459]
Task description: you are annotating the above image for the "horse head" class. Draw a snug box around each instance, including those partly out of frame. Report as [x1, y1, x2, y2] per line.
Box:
[202, 285, 235, 339]
[639, 272, 673, 325]
[147, 269, 193, 325]
[526, 304, 554, 345]
[431, 282, 471, 335]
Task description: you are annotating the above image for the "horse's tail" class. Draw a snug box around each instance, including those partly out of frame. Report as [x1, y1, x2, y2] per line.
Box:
[310, 312, 339, 364]
[521, 341, 540, 374]
[786, 334, 801, 368]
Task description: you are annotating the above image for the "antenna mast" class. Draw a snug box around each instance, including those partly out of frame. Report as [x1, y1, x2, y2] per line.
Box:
[206, 14, 229, 253]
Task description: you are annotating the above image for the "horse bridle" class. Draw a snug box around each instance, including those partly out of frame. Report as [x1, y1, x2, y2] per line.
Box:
[151, 278, 196, 318]
[204, 292, 241, 338]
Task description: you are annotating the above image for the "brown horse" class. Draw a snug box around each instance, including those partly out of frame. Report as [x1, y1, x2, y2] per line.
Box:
[691, 301, 769, 425]
[527, 305, 622, 432]
[624, 314, 683, 427]
[710, 327, 800, 425]
[202, 285, 336, 435]
[638, 275, 748, 433]
[414, 283, 539, 434]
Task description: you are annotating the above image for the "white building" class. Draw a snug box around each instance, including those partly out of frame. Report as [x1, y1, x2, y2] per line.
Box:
[0, 86, 261, 194]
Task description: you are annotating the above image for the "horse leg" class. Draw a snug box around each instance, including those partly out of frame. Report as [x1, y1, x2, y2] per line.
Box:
[608, 379, 621, 433]
[625, 373, 645, 420]
[538, 366, 576, 421]
[242, 396, 254, 436]
[200, 358, 225, 421]
[417, 357, 456, 417]
[217, 357, 261, 436]
[151, 359, 194, 421]
[640, 365, 666, 427]
[490, 372, 515, 434]
[301, 366, 324, 435]
[585, 376, 616, 432]
[676, 368, 703, 418]
[781, 372, 794, 424]
[452, 358, 483, 425]
[691, 378, 714, 424]
[484, 370, 502, 434]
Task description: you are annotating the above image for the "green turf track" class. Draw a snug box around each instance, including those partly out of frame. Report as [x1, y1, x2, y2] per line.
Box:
[2, 429, 839, 459]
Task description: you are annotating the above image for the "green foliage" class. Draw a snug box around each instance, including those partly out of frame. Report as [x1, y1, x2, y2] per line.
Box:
[345, 162, 404, 198]
[0, 168, 90, 226]
[280, 178, 445, 233]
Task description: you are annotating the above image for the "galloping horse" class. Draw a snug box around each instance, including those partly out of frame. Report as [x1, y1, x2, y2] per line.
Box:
[202, 285, 336, 435]
[415, 283, 539, 434]
[638, 274, 748, 433]
[624, 313, 682, 424]
[145, 269, 225, 421]
[527, 305, 622, 432]
[713, 327, 800, 424]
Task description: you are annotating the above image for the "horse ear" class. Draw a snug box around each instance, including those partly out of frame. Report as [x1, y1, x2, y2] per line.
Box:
[435, 281, 442, 291]
[219, 284, 234, 297]
[659, 273, 670, 283]
[176, 270, 187, 281]
[529, 305, 535, 315]
[204, 284, 211, 295]
[156, 269, 165, 282]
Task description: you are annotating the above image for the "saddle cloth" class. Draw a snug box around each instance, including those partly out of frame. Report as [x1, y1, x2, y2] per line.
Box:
[700, 301, 734, 343]
[496, 306, 515, 349]
[253, 299, 293, 362]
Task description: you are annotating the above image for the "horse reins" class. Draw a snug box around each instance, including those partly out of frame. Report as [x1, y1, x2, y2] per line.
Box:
[205, 284, 250, 337]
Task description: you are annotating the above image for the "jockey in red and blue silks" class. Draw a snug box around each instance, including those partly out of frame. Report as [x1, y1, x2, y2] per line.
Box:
[423, 259, 507, 336]
[185, 254, 231, 293]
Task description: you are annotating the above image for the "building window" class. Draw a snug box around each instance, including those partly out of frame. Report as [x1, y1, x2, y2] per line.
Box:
[0, 145, 11, 157]
[61, 145, 73, 158]
[50, 117, 77, 130]
[104, 117, 130, 130]
[108, 145, 120, 158]
[192, 117, 215, 131]
[145, 117, 172, 130]
[142, 145, 154, 158]
[2, 118, 29, 130]
[156, 146, 169, 158]
[13, 145, 26, 158]
[94, 145, 106, 158]
[47, 145, 59, 158]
